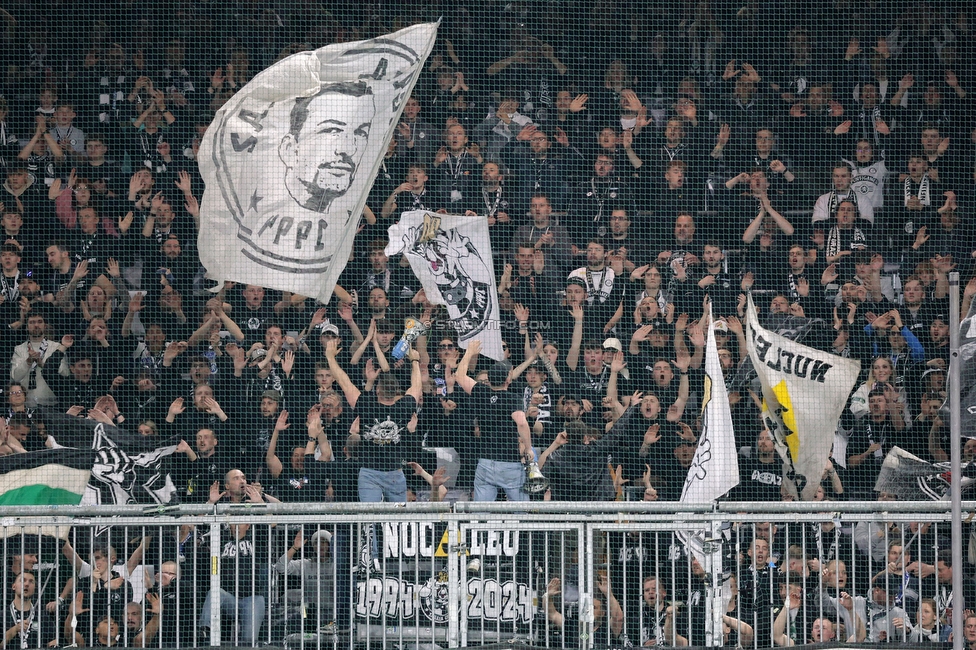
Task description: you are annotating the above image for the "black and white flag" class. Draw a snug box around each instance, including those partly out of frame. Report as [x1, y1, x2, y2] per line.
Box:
[875, 446, 976, 501]
[386, 211, 504, 361]
[42, 411, 180, 506]
[198, 23, 438, 303]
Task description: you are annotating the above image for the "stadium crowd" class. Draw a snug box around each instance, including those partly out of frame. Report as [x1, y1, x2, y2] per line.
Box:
[0, 0, 975, 646]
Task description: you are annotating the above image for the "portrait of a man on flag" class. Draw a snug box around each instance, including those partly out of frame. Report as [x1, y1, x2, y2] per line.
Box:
[197, 23, 438, 303]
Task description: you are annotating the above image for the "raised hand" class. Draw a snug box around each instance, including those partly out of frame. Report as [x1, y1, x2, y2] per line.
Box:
[610, 351, 626, 373]
[208, 481, 226, 503]
[632, 324, 653, 342]
[274, 409, 290, 431]
[821, 263, 839, 285]
[72, 259, 89, 281]
[168, 397, 185, 416]
[174, 170, 193, 196]
[184, 194, 200, 218]
[722, 59, 740, 80]
[364, 358, 380, 382]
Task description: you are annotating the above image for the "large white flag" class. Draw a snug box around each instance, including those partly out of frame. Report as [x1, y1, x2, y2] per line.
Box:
[677, 305, 739, 567]
[745, 295, 861, 500]
[198, 23, 438, 303]
[385, 211, 505, 361]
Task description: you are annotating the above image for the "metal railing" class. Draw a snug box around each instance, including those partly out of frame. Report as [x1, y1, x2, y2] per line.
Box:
[0, 501, 969, 649]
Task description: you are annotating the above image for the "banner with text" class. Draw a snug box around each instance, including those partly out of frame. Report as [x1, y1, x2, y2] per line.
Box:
[746, 295, 860, 500]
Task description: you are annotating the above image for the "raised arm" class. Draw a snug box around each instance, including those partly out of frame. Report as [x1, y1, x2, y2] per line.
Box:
[306, 406, 333, 462]
[265, 410, 290, 479]
[566, 305, 584, 372]
[454, 340, 481, 394]
[668, 354, 691, 422]
[372, 331, 391, 373]
[326, 338, 361, 408]
[760, 194, 794, 235]
[350, 319, 376, 366]
[405, 349, 423, 402]
[742, 208, 766, 244]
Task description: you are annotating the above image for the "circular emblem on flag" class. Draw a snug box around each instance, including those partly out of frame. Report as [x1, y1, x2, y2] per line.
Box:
[198, 26, 436, 286]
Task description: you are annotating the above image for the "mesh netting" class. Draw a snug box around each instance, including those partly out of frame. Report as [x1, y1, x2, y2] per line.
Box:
[0, 3, 973, 646]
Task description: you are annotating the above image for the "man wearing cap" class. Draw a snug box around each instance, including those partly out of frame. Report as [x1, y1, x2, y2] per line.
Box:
[540, 395, 643, 501]
[566, 339, 628, 427]
[237, 388, 286, 484]
[455, 340, 533, 501]
[274, 529, 335, 635]
[555, 276, 617, 350]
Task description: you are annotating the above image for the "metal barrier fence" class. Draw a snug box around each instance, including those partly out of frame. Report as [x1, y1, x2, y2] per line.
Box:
[0, 501, 969, 649]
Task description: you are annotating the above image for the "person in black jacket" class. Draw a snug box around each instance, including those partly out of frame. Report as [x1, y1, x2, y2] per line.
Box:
[539, 391, 641, 501]
[41, 335, 110, 409]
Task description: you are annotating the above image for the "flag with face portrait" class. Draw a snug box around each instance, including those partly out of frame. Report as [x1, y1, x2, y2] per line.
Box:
[198, 23, 438, 303]
[386, 211, 504, 361]
[745, 295, 860, 500]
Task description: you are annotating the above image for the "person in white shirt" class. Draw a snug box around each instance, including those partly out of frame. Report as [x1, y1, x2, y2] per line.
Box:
[10, 313, 60, 407]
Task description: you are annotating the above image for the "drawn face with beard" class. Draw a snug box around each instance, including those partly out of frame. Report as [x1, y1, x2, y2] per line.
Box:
[279, 83, 375, 213]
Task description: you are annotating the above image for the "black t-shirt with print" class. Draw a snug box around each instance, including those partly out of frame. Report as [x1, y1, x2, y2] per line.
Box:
[354, 393, 417, 471]
[270, 458, 331, 502]
[234, 303, 277, 347]
[466, 383, 524, 463]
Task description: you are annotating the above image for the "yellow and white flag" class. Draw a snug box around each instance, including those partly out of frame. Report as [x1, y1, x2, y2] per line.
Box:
[745, 295, 860, 500]
[678, 304, 739, 566]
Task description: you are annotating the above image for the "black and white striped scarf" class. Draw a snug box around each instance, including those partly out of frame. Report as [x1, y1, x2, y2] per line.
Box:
[904, 173, 930, 207]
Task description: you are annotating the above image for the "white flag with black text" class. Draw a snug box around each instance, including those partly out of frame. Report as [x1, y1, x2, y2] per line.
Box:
[745, 295, 860, 500]
[386, 211, 505, 361]
[198, 23, 438, 303]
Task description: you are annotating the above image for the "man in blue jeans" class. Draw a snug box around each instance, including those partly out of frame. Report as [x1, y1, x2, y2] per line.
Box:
[325, 338, 422, 570]
[455, 340, 533, 501]
[324, 338, 422, 502]
[199, 469, 280, 645]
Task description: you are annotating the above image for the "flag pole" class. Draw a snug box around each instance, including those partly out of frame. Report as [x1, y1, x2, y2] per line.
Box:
[949, 271, 963, 650]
